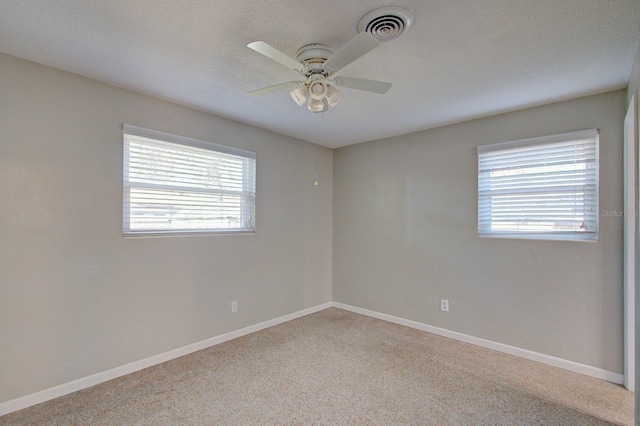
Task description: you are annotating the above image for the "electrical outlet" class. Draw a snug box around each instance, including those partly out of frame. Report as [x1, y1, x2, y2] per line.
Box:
[440, 299, 449, 312]
[231, 300, 238, 313]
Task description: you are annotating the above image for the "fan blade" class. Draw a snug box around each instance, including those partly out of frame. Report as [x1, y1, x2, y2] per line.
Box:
[247, 41, 303, 71]
[332, 76, 392, 94]
[324, 32, 379, 74]
[247, 81, 302, 97]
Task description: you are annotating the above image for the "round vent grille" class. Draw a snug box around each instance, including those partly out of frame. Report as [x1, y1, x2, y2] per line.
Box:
[357, 6, 413, 42]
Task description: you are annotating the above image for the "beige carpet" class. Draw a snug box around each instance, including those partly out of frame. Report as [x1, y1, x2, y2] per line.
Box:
[0, 308, 633, 425]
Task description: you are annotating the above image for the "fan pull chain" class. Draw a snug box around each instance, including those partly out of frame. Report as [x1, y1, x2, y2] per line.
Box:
[314, 114, 319, 186]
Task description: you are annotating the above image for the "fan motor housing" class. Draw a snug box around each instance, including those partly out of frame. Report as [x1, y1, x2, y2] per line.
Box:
[295, 44, 335, 75]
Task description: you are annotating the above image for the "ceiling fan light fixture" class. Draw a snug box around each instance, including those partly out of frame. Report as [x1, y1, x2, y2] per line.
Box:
[290, 85, 308, 106]
[248, 30, 393, 114]
[307, 97, 324, 112]
[326, 85, 343, 107]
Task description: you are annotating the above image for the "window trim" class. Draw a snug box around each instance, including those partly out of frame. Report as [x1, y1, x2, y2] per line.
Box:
[122, 124, 256, 237]
[477, 129, 599, 242]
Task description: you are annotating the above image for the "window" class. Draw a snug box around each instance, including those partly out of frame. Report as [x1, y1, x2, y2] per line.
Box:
[477, 129, 599, 241]
[123, 125, 256, 236]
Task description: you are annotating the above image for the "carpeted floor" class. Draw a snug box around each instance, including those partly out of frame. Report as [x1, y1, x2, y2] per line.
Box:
[0, 308, 633, 425]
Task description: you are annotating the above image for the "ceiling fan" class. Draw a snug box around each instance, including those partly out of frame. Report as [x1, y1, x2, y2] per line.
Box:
[247, 32, 392, 112]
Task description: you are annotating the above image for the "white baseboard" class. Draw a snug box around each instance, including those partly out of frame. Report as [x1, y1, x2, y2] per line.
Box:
[331, 302, 624, 385]
[0, 302, 332, 417]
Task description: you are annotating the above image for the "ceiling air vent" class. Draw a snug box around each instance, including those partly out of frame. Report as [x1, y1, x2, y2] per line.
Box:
[357, 6, 413, 42]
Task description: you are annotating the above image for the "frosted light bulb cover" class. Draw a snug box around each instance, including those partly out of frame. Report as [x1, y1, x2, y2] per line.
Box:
[308, 79, 328, 100]
[290, 86, 308, 106]
[307, 97, 324, 112]
[326, 85, 343, 107]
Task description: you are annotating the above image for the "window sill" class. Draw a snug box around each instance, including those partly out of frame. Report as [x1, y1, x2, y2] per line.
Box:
[123, 230, 256, 239]
[478, 233, 598, 242]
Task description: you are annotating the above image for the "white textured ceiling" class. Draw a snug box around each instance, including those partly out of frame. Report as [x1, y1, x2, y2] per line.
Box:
[1, 0, 639, 148]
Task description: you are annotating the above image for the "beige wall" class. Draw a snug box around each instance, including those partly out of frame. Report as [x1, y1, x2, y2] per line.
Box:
[0, 53, 333, 403]
[333, 90, 627, 373]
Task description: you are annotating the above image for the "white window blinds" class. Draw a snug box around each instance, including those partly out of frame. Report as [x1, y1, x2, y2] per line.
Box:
[477, 129, 599, 241]
[123, 125, 256, 236]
